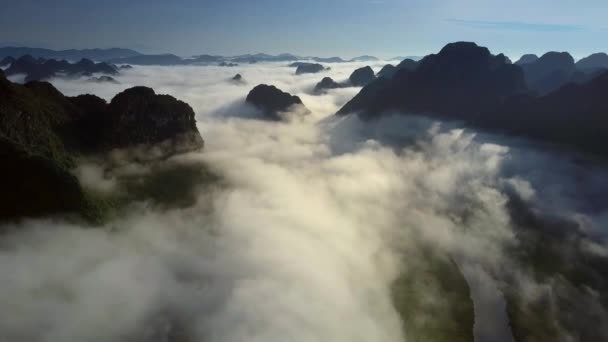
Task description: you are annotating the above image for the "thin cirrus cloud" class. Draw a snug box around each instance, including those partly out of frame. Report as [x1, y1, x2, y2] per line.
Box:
[446, 19, 584, 32]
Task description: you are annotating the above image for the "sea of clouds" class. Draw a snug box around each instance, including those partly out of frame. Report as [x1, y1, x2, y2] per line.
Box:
[1, 61, 607, 342]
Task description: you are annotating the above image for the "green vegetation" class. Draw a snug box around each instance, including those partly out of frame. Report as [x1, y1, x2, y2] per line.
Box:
[391, 246, 475, 342]
[121, 162, 220, 210]
[0, 71, 208, 224]
[75, 161, 221, 226]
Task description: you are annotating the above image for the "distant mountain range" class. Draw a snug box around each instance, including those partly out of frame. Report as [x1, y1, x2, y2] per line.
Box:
[105, 53, 386, 66]
[3, 55, 121, 82]
[0, 46, 393, 65]
[0, 47, 141, 61]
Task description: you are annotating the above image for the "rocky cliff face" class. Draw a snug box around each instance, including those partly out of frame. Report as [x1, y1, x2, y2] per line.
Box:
[337, 41, 608, 159]
[520, 52, 577, 94]
[348, 66, 376, 86]
[338, 42, 526, 118]
[0, 71, 204, 222]
[314, 77, 343, 93]
[106, 86, 203, 151]
[377, 64, 396, 79]
[295, 63, 325, 75]
[515, 54, 539, 65]
[246, 84, 309, 120]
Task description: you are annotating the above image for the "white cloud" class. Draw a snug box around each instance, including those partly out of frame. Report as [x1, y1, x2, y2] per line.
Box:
[0, 61, 607, 341]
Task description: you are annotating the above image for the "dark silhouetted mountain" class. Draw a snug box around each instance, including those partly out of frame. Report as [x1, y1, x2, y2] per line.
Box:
[289, 62, 312, 67]
[377, 64, 396, 78]
[520, 52, 576, 94]
[73, 58, 117, 75]
[314, 77, 343, 93]
[396, 58, 419, 71]
[0, 56, 15, 66]
[119, 64, 133, 69]
[350, 55, 379, 62]
[4, 55, 45, 79]
[106, 87, 203, 150]
[490, 71, 608, 157]
[232, 54, 346, 63]
[349, 66, 376, 86]
[390, 56, 423, 62]
[0, 72, 204, 221]
[88, 76, 119, 83]
[232, 53, 300, 63]
[295, 63, 326, 75]
[246, 84, 309, 120]
[232, 74, 243, 82]
[106, 54, 184, 66]
[232, 56, 257, 64]
[311, 57, 346, 63]
[576, 53, 608, 71]
[0, 73, 93, 221]
[515, 54, 539, 65]
[0, 47, 363, 66]
[4, 56, 118, 82]
[219, 62, 238, 67]
[312, 66, 380, 95]
[0, 135, 88, 222]
[0, 46, 141, 61]
[337, 41, 608, 158]
[338, 42, 527, 118]
[188, 54, 224, 64]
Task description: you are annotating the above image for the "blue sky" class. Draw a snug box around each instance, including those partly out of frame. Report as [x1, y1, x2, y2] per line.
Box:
[0, 0, 606, 59]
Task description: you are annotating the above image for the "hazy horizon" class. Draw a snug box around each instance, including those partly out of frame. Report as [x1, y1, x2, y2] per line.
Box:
[1, 0, 607, 60]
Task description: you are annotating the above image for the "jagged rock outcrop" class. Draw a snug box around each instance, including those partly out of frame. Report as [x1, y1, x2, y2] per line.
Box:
[492, 70, 608, 156]
[377, 64, 396, 78]
[314, 77, 343, 93]
[289, 62, 310, 68]
[4, 55, 50, 81]
[396, 58, 419, 71]
[0, 136, 88, 222]
[576, 53, 608, 71]
[515, 54, 539, 65]
[520, 52, 577, 94]
[105, 87, 203, 151]
[4, 55, 118, 82]
[88, 76, 119, 83]
[349, 66, 376, 86]
[295, 63, 325, 75]
[0, 72, 204, 222]
[0, 72, 91, 221]
[376, 59, 419, 80]
[337, 41, 608, 158]
[246, 84, 309, 120]
[338, 42, 526, 118]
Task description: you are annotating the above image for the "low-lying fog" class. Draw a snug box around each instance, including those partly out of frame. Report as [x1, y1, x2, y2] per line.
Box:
[1, 61, 607, 342]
